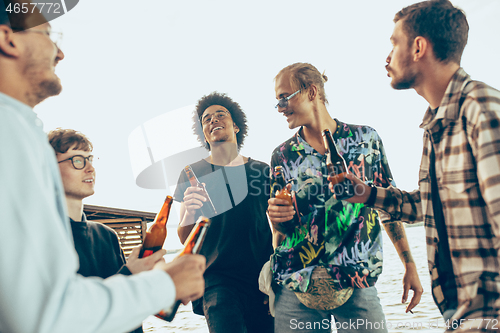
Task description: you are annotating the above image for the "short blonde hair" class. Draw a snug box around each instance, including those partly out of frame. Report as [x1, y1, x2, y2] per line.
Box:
[275, 63, 329, 105]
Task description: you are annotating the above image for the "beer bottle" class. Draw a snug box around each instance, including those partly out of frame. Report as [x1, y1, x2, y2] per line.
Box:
[139, 195, 173, 258]
[271, 166, 295, 233]
[322, 129, 354, 200]
[158, 216, 211, 322]
[273, 166, 292, 205]
[184, 165, 217, 216]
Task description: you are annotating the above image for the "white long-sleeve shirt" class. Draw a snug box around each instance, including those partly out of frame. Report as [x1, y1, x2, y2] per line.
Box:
[0, 92, 175, 333]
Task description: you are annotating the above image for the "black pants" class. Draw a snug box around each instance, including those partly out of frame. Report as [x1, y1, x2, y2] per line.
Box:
[202, 284, 274, 333]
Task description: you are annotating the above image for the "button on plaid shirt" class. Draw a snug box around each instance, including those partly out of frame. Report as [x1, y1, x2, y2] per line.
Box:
[373, 68, 500, 323]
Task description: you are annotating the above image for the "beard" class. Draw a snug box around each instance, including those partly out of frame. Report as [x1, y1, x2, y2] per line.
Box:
[23, 48, 63, 105]
[391, 71, 417, 90]
[35, 78, 63, 102]
[390, 53, 418, 90]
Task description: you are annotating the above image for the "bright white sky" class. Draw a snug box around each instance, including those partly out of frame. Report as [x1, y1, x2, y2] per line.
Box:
[37, 0, 500, 249]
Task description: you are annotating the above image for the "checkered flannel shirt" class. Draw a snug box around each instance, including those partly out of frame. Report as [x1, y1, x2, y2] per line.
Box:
[372, 68, 500, 321]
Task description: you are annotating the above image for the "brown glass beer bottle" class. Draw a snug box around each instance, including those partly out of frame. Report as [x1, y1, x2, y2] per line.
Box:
[271, 166, 295, 233]
[139, 195, 173, 258]
[184, 165, 217, 216]
[158, 216, 211, 322]
[273, 166, 292, 205]
[322, 129, 354, 200]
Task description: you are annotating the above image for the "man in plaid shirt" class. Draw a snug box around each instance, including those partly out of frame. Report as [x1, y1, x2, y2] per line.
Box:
[341, 1, 500, 331]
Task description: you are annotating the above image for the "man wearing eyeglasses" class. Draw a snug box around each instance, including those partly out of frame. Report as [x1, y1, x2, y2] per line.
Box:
[266, 62, 423, 333]
[0, 3, 205, 333]
[174, 92, 274, 333]
[49, 128, 171, 333]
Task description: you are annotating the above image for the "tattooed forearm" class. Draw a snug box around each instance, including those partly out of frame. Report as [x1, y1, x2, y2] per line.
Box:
[400, 250, 413, 264]
[383, 221, 415, 264]
[384, 221, 405, 242]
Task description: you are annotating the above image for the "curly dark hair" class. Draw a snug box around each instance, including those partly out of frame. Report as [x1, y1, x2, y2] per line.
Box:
[192, 92, 248, 151]
[394, 0, 468, 64]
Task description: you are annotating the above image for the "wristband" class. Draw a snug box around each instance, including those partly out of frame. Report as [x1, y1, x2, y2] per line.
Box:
[365, 183, 377, 206]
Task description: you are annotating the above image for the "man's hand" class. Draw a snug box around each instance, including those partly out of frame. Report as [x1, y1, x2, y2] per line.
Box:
[327, 173, 371, 204]
[125, 246, 166, 274]
[182, 186, 206, 216]
[267, 189, 295, 235]
[402, 262, 423, 313]
[154, 254, 206, 305]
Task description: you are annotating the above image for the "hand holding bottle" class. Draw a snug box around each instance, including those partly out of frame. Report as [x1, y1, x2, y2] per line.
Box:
[140, 196, 173, 258]
[268, 166, 297, 235]
[328, 172, 372, 204]
[322, 129, 354, 200]
[157, 216, 210, 321]
[184, 166, 217, 216]
[182, 186, 208, 216]
[125, 245, 167, 274]
[267, 194, 296, 234]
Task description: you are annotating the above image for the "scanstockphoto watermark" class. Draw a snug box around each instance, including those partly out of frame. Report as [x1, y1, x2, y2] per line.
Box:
[290, 318, 389, 331]
[289, 318, 488, 330]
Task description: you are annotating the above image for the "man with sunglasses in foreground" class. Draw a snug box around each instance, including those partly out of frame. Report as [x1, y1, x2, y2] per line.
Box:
[266, 62, 423, 333]
[0, 3, 205, 332]
[49, 128, 169, 333]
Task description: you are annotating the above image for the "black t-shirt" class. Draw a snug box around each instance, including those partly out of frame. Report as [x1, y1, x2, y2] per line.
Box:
[174, 158, 273, 290]
[70, 216, 128, 279]
[70, 215, 142, 333]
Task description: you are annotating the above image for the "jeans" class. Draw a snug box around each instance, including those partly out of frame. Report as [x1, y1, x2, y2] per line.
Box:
[202, 284, 274, 333]
[274, 285, 388, 333]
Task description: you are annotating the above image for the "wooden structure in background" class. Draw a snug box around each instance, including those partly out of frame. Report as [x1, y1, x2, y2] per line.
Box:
[83, 204, 156, 258]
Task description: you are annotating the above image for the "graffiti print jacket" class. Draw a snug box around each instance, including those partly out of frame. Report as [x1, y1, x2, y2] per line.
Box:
[270, 119, 396, 294]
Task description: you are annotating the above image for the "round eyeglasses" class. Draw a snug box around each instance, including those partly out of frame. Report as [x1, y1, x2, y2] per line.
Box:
[201, 110, 229, 125]
[275, 89, 301, 109]
[12, 28, 63, 48]
[58, 155, 94, 170]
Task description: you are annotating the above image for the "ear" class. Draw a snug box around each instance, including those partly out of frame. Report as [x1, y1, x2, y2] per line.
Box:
[234, 123, 239, 134]
[413, 36, 428, 62]
[308, 84, 318, 101]
[0, 25, 21, 58]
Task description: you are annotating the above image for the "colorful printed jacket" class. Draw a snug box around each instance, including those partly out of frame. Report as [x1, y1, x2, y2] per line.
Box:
[270, 119, 396, 293]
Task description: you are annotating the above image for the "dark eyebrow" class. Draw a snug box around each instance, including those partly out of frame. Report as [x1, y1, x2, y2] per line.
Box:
[201, 110, 226, 120]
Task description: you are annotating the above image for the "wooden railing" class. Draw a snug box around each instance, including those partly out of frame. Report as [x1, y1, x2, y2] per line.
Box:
[90, 218, 147, 258]
[84, 205, 156, 258]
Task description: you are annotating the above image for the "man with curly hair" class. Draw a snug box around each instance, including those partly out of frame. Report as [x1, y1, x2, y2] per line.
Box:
[173, 92, 274, 333]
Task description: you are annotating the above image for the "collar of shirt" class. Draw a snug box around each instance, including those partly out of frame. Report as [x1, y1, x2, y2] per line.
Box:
[420, 67, 470, 132]
[69, 213, 88, 223]
[0, 92, 46, 130]
[293, 118, 346, 153]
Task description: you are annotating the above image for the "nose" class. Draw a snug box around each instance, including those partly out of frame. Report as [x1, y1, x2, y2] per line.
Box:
[56, 46, 65, 61]
[277, 104, 287, 113]
[386, 50, 392, 64]
[85, 161, 95, 173]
